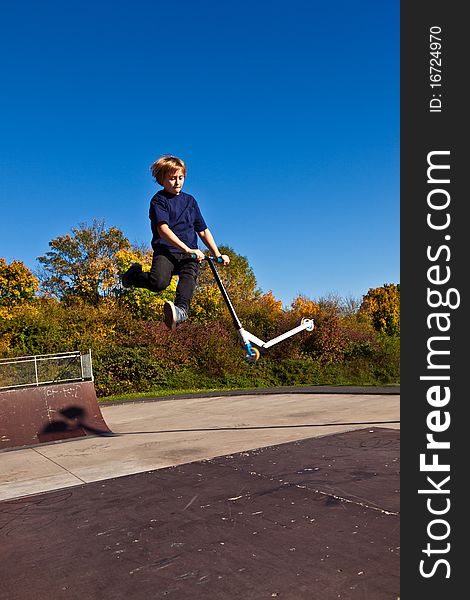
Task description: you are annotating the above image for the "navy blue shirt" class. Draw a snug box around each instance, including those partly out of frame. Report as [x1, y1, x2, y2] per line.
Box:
[149, 190, 207, 254]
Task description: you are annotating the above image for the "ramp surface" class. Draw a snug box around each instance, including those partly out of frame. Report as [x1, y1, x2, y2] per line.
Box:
[0, 381, 111, 449]
[0, 427, 399, 600]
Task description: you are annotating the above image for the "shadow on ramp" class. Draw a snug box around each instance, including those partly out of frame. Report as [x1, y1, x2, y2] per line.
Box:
[0, 381, 112, 450]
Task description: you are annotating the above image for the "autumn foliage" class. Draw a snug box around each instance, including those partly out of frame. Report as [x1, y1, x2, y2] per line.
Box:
[360, 284, 400, 336]
[1, 221, 400, 396]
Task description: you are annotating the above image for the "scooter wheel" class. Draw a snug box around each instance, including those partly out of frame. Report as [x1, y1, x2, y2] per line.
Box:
[247, 347, 260, 363]
[301, 317, 314, 331]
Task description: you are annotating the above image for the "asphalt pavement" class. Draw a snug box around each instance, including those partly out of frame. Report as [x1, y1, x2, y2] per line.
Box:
[0, 388, 399, 501]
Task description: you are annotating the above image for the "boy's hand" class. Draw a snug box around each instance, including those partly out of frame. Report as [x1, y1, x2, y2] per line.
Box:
[188, 248, 205, 262]
[218, 254, 230, 265]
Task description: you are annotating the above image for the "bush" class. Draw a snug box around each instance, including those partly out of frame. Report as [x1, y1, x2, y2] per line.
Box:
[1, 276, 400, 395]
[93, 345, 168, 397]
[270, 358, 322, 386]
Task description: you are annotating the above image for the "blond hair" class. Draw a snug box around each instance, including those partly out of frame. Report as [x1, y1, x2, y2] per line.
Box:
[150, 155, 186, 185]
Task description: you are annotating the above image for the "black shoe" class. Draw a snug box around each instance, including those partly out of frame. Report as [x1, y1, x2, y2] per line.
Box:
[121, 263, 142, 288]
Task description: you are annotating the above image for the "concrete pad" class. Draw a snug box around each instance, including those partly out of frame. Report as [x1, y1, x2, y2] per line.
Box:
[0, 448, 84, 501]
[0, 392, 399, 501]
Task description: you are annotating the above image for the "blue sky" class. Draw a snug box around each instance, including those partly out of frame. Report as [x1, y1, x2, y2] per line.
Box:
[0, 0, 399, 307]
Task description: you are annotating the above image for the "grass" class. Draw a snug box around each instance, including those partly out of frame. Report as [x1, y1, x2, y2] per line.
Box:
[97, 380, 399, 404]
[98, 387, 235, 403]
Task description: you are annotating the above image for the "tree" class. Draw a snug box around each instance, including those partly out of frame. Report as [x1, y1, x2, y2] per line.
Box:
[189, 245, 260, 324]
[235, 290, 284, 340]
[290, 294, 320, 321]
[193, 245, 259, 307]
[37, 219, 131, 304]
[0, 258, 39, 353]
[0, 258, 39, 318]
[360, 283, 400, 335]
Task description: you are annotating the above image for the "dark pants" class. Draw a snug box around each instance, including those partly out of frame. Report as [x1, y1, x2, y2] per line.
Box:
[132, 251, 199, 312]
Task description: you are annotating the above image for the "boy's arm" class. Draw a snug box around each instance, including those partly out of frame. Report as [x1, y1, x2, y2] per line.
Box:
[157, 223, 205, 261]
[198, 228, 230, 265]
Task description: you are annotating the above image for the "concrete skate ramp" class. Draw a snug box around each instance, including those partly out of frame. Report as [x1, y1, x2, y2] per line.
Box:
[0, 381, 111, 450]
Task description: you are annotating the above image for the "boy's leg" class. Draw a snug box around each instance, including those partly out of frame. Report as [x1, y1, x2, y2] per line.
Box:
[147, 252, 175, 292]
[123, 252, 198, 330]
[163, 256, 199, 330]
[174, 257, 200, 313]
[122, 252, 174, 292]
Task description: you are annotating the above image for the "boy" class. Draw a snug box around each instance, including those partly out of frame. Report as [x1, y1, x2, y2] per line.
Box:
[122, 155, 230, 330]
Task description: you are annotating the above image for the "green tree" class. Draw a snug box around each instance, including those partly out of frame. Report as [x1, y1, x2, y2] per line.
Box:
[192, 245, 259, 321]
[37, 219, 131, 304]
[360, 283, 400, 335]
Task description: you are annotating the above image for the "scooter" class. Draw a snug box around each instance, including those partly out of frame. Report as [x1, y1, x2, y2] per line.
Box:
[196, 256, 314, 362]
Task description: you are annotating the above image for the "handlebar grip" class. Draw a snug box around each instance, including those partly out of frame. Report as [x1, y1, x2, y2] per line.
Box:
[190, 254, 224, 263]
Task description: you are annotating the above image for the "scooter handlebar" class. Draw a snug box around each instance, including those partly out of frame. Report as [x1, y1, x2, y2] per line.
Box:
[190, 254, 224, 263]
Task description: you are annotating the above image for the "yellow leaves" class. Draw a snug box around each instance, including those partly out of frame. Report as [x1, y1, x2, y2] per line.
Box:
[290, 295, 320, 319]
[88, 322, 110, 342]
[0, 331, 12, 354]
[0, 303, 40, 321]
[191, 285, 224, 322]
[115, 248, 153, 273]
[360, 284, 400, 335]
[120, 288, 167, 321]
[0, 258, 39, 309]
[257, 290, 284, 315]
[196, 246, 259, 304]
